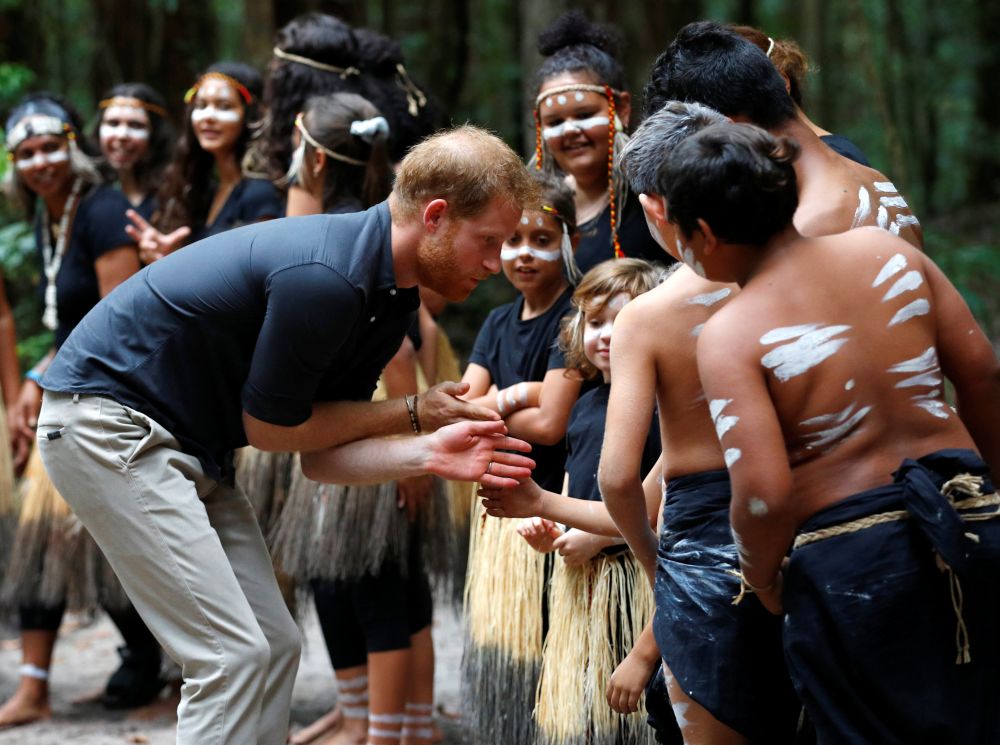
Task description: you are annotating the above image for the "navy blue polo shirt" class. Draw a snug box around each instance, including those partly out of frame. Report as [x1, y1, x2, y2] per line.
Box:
[43, 201, 418, 480]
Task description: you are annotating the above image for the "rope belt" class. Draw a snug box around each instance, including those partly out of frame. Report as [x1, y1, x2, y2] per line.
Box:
[793, 473, 1000, 665]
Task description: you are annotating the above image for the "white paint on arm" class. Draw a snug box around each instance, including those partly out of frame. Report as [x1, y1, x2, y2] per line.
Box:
[873, 181, 897, 193]
[872, 254, 907, 287]
[851, 186, 871, 228]
[709, 398, 739, 439]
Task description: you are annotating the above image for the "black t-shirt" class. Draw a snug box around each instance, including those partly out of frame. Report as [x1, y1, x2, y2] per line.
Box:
[468, 287, 574, 491]
[565, 383, 660, 503]
[575, 190, 672, 273]
[34, 184, 133, 348]
[44, 201, 419, 480]
[190, 177, 283, 242]
[820, 134, 870, 167]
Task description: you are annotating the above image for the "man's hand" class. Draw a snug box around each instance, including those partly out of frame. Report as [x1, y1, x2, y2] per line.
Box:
[418, 381, 500, 431]
[126, 209, 190, 263]
[425, 419, 533, 488]
[553, 529, 610, 566]
[517, 517, 561, 553]
[397, 474, 434, 522]
[478, 478, 544, 519]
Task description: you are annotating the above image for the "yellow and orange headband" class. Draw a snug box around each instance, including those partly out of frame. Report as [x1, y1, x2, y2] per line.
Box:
[184, 72, 253, 106]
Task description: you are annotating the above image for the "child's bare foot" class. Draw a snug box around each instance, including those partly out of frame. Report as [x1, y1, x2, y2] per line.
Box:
[290, 705, 343, 744]
[0, 687, 51, 729]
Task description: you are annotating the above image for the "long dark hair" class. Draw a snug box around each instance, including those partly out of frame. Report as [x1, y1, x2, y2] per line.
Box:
[155, 61, 263, 232]
[94, 82, 173, 198]
[259, 13, 364, 182]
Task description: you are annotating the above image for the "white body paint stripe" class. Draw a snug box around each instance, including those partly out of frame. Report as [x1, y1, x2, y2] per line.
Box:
[915, 400, 950, 419]
[687, 288, 732, 306]
[888, 299, 930, 327]
[541, 115, 610, 140]
[880, 195, 909, 209]
[873, 181, 897, 193]
[499, 246, 561, 262]
[872, 253, 907, 287]
[801, 403, 873, 450]
[760, 325, 852, 382]
[759, 323, 820, 345]
[191, 107, 242, 123]
[724, 448, 742, 467]
[887, 346, 938, 374]
[877, 205, 890, 229]
[882, 270, 923, 302]
[851, 186, 871, 228]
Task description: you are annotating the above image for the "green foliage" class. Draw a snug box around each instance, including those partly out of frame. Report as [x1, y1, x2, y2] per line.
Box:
[926, 232, 1000, 341]
[0, 221, 49, 370]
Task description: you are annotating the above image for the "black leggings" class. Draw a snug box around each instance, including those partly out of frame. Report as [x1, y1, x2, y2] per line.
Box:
[312, 548, 433, 670]
[19, 602, 160, 659]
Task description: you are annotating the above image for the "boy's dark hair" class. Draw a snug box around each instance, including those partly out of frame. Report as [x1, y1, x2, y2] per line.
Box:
[664, 122, 799, 246]
[643, 21, 796, 128]
[534, 10, 625, 91]
[532, 169, 577, 235]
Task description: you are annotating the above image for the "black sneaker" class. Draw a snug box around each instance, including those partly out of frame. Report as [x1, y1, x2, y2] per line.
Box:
[102, 645, 165, 709]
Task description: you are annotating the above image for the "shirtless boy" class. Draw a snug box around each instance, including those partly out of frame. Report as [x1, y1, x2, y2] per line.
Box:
[602, 101, 800, 745]
[673, 121, 1000, 745]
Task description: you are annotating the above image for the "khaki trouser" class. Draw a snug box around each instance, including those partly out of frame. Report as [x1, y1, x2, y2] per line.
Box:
[37, 392, 301, 745]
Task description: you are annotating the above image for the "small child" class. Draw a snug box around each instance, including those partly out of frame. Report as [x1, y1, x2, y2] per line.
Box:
[484, 258, 666, 745]
[460, 171, 583, 745]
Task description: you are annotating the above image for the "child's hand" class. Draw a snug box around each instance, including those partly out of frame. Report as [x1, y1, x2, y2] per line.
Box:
[552, 529, 613, 566]
[517, 517, 561, 553]
[606, 646, 659, 714]
[479, 478, 544, 518]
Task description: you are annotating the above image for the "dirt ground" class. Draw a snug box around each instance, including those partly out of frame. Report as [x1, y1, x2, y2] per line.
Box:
[0, 605, 467, 744]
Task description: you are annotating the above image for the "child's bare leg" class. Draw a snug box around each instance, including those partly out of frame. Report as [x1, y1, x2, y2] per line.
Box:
[663, 662, 748, 745]
[315, 667, 368, 745]
[403, 626, 437, 744]
[0, 630, 56, 728]
[365, 648, 409, 745]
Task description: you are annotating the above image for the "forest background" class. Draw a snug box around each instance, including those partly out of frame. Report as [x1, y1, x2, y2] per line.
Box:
[0, 0, 998, 366]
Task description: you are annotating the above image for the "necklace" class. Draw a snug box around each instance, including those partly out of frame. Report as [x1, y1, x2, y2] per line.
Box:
[41, 177, 84, 331]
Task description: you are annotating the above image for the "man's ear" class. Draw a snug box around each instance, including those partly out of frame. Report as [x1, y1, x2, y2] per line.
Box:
[638, 193, 667, 226]
[696, 218, 719, 254]
[422, 199, 448, 232]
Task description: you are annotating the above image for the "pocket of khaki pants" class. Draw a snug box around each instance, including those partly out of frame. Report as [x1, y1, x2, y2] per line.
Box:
[104, 402, 157, 466]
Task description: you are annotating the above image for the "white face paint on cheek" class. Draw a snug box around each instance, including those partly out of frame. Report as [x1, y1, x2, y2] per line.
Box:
[15, 150, 69, 170]
[541, 115, 610, 141]
[499, 246, 562, 262]
[100, 123, 150, 141]
[191, 107, 242, 124]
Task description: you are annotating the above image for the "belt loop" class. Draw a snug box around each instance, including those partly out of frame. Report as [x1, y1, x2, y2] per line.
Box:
[72, 393, 80, 404]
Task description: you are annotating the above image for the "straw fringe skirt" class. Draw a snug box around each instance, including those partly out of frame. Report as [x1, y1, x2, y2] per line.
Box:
[1, 445, 129, 615]
[535, 551, 657, 745]
[462, 501, 548, 744]
[0, 397, 16, 576]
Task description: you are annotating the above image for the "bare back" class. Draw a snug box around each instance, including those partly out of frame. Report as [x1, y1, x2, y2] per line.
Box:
[793, 130, 924, 250]
[701, 227, 993, 525]
[613, 265, 739, 480]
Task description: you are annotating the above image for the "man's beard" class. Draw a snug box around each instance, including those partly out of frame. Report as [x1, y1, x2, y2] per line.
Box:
[415, 222, 468, 301]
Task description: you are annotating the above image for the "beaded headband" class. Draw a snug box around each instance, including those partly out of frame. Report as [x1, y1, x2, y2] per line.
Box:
[533, 83, 624, 258]
[273, 46, 360, 79]
[184, 72, 253, 105]
[99, 96, 168, 118]
[5, 115, 74, 153]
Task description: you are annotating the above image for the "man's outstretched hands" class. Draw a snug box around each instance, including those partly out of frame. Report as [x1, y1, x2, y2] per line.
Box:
[126, 209, 191, 264]
[478, 478, 544, 519]
[425, 419, 533, 489]
[418, 381, 500, 431]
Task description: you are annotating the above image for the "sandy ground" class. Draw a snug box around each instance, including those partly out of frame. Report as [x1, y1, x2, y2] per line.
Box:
[0, 604, 466, 744]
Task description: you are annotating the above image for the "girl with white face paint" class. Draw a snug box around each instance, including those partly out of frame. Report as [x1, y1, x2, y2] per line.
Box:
[126, 63, 281, 263]
[530, 10, 669, 273]
[1, 92, 147, 728]
[477, 258, 668, 745]
[95, 83, 173, 211]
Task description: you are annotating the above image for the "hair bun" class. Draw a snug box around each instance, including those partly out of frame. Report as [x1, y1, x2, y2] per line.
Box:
[537, 10, 622, 59]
